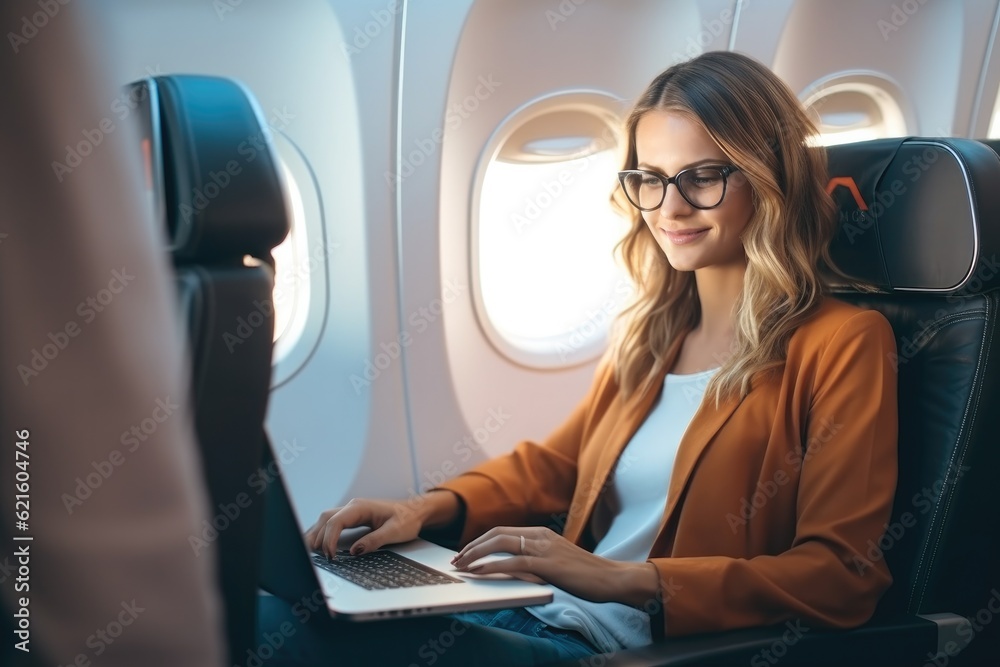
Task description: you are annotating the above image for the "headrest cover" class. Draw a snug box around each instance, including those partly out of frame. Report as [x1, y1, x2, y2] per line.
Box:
[826, 137, 1000, 294]
[152, 75, 289, 262]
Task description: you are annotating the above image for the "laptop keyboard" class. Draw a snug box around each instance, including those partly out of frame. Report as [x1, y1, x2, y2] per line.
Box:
[311, 550, 463, 590]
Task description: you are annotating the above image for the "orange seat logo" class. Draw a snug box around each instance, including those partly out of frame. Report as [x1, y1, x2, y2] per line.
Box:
[826, 177, 868, 211]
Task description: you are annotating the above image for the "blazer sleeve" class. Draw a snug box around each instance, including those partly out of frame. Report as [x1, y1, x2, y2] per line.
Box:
[650, 310, 899, 636]
[437, 363, 616, 546]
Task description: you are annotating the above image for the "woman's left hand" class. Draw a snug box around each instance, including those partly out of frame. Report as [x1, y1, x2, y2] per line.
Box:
[450, 526, 660, 607]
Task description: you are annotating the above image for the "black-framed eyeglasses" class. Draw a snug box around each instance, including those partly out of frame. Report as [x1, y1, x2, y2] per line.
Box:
[617, 165, 740, 211]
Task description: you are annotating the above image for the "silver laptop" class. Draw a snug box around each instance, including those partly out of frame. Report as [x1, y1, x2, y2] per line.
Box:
[258, 446, 553, 621]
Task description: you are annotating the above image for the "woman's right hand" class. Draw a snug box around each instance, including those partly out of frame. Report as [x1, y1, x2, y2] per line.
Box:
[305, 491, 460, 556]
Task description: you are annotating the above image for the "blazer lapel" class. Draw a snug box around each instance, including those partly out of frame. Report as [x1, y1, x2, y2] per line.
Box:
[572, 332, 689, 540]
[661, 387, 743, 530]
[569, 330, 745, 544]
[587, 364, 669, 502]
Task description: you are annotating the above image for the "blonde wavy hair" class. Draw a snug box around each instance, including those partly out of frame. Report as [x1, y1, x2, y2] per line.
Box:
[611, 51, 845, 406]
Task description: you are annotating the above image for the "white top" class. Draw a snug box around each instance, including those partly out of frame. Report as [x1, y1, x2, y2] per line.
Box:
[524, 366, 718, 652]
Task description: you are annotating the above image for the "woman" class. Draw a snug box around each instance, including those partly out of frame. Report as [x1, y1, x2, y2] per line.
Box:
[260, 50, 898, 666]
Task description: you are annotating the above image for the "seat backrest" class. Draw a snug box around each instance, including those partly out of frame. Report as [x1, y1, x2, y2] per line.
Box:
[147, 74, 288, 665]
[824, 138, 1000, 635]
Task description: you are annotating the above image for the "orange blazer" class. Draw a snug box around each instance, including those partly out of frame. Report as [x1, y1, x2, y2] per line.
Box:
[439, 297, 898, 637]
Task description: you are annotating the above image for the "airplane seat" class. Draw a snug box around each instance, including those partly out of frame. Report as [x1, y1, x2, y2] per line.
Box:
[149, 74, 289, 666]
[822, 137, 1000, 665]
[552, 137, 1000, 666]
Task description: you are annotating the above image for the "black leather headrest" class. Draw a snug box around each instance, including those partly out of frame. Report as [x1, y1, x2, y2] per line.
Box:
[826, 137, 1000, 294]
[150, 75, 288, 263]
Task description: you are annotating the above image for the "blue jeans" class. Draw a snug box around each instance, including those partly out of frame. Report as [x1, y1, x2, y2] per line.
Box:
[255, 592, 600, 666]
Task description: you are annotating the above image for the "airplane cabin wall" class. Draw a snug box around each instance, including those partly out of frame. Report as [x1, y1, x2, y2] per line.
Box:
[94, 0, 1000, 527]
[734, 0, 1000, 138]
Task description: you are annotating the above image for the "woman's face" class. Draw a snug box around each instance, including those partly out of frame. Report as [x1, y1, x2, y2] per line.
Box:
[633, 110, 754, 272]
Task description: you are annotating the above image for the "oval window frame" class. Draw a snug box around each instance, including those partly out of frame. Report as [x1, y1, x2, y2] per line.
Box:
[800, 72, 913, 146]
[269, 130, 332, 387]
[470, 90, 629, 370]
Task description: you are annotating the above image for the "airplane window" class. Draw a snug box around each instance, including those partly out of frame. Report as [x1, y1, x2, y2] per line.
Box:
[266, 130, 328, 384]
[476, 109, 632, 368]
[802, 79, 908, 146]
[271, 158, 309, 347]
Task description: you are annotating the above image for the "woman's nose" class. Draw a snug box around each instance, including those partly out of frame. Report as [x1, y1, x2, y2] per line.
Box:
[658, 182, 693, 218]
